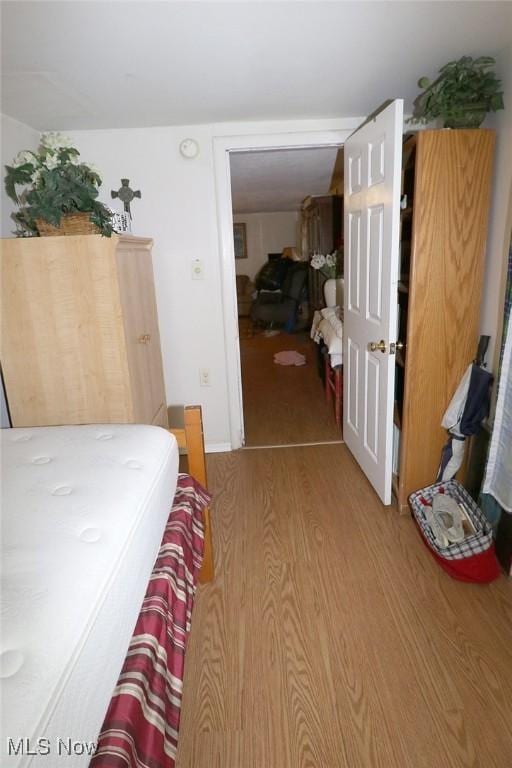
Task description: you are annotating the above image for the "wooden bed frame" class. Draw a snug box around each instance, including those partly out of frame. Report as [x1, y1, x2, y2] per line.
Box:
[169, 405, 214, 583]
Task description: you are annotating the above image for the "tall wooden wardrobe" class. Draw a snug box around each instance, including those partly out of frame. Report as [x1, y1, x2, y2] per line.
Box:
[394, 129, 495, 511]
[1, 234, 168, 428]
[301, 194, 343, 310]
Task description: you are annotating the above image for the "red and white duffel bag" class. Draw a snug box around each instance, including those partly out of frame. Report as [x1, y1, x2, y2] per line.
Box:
[409, 479, 501, 583]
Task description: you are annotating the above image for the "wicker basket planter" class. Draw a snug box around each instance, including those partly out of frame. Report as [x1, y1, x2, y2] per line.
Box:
[36, 212, 101, 237]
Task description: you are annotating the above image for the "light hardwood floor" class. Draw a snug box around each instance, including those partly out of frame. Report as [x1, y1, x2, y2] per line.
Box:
[240, 325, 341, 446]
[176, 444, 512, 768]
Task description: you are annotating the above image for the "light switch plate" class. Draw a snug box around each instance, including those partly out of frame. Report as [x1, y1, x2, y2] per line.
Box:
[199, 368, 211, 386]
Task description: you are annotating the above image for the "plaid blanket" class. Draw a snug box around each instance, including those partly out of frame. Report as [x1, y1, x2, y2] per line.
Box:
[90, 473, 210, 768]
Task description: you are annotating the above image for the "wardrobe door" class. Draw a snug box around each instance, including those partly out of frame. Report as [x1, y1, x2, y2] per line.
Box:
[116, 238, 168, 426]
[1, 235, 132, 426]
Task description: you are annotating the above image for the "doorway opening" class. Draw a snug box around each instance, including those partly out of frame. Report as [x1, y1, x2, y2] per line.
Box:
[213, 124, 355, 451]
[215, 104, 405, 505]
[229, 145, 344, 448]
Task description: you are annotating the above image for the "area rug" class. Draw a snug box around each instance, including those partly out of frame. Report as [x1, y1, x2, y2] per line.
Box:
[274, 350, 306, 366]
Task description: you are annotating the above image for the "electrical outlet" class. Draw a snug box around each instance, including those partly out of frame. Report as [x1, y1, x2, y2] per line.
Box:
[191, 259, 204, 279]
[199, 368, 211, 387]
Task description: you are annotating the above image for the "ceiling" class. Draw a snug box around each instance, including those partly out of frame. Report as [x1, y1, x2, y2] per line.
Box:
[1, 2, 511, 131]
[230, 147, 339, 213]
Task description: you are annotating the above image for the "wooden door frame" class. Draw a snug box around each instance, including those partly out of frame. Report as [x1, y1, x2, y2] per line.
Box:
[213, 124, 357, 449]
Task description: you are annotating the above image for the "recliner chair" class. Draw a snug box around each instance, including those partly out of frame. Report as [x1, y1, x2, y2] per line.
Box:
[250, 262, 308, 330]
[236, 274, 254, 316]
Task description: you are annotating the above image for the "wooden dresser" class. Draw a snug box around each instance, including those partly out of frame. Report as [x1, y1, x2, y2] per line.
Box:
[301, 194, 343, 310]
[1, 234, 168, 428]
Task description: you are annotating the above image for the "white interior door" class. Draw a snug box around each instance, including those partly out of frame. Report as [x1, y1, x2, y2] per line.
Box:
[343, 100, 403, 505]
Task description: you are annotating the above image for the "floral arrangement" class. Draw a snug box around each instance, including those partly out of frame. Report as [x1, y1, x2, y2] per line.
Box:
[4, 132, 113, 236]
[310, 251, 340, 279]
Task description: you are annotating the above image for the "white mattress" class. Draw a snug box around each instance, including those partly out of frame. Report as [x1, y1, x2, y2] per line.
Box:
[1, 424, 179, 767]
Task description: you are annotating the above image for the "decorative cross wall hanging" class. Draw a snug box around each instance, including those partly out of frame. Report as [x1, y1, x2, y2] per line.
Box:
[111, 178, 141, 218]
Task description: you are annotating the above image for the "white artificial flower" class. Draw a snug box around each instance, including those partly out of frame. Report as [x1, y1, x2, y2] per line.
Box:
[325, 252, 337, 268]
[31, 168, 43, 186]
[311, 253, 326, 270]
[44, 152, 60, 170]
[12, 150, 36, 168]
[40, 132, 73, 151]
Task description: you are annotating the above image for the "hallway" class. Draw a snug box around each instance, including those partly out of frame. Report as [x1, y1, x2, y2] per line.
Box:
[239, 322, 342, 446]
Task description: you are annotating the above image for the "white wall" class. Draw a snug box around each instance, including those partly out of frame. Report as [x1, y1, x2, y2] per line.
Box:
[1, 113, 40, 237]
[61, 123, 229, 449]
[63, 105, 512, 449]
[7, 97, 509, 446]
[62, 117, 355, 449]
[233, 211, 299, 281]
[479, 42, 512, 372]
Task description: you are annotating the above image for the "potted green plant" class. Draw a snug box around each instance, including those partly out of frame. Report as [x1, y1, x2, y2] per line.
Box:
[410, 56, 504, 128]
[4, 133, 113, 237]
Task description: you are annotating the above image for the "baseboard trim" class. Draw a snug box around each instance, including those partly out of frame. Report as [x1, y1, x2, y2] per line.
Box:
[205, 442, 232, 453]
[243, 439, 344, 450]
[204, 440, 344, 452]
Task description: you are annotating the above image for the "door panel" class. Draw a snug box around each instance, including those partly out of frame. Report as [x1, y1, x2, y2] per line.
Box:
[349, 151, 362, 194]
[367, 205, 384, 322]
[365, 354, 380, 459]
[346, 339, 360, 434]
[347, 211, 361, 313]
[369, 136, 385, 186]
[343, 100, 403, 505]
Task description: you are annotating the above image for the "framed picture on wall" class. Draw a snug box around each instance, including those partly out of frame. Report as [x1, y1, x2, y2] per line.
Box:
[233, 223, 248, 259]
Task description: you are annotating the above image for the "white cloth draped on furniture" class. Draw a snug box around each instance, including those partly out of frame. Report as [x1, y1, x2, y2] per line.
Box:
[310, 306, 343, 367]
